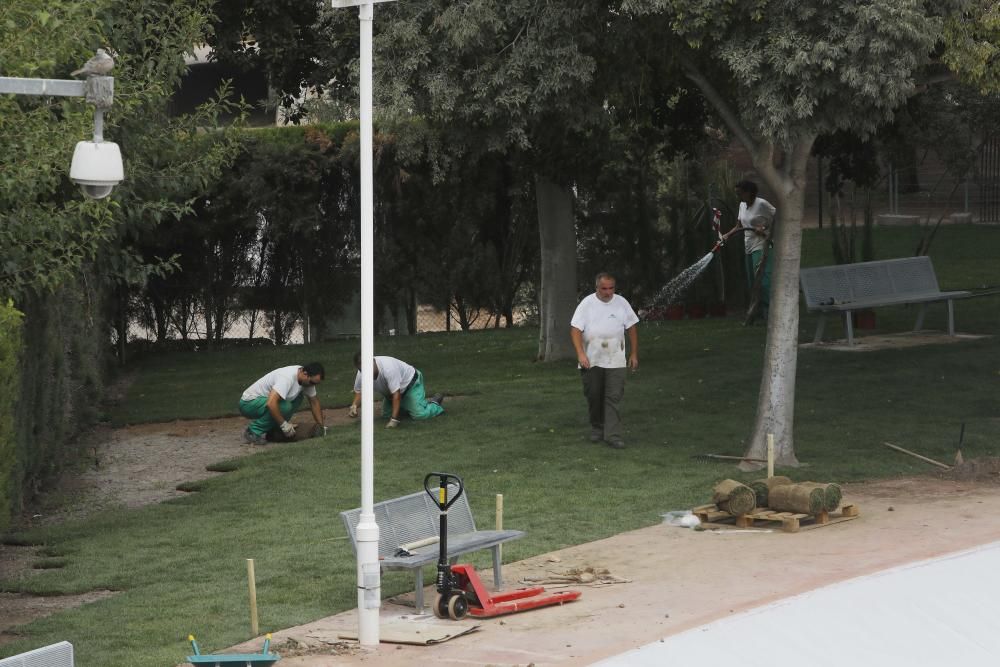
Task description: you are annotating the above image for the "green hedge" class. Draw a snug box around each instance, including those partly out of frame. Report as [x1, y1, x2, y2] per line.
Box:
[0, 300, 23, 534]
[6, 276, 107, 532]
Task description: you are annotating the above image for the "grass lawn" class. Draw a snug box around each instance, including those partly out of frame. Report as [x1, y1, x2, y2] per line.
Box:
[2, 224, 1000, 666]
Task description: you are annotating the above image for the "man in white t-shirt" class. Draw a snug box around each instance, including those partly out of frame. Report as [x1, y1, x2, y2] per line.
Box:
[238, 362, 326, 445]
[570, 272, 639, 449]
[736, 179, 777, 319]
[348, 353, 444, 428]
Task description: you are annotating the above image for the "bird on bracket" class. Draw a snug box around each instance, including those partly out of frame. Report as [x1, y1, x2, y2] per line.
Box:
[71, 49, 115, 77]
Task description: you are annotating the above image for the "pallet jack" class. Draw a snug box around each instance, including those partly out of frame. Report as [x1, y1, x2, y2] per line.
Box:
[424, 472, 582, 620]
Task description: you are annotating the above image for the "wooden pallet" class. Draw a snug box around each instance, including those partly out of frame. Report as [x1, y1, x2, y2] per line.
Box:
[691, 503, 860, 533]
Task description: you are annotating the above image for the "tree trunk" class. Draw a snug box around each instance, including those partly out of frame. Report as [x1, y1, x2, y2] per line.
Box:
[535, 174, 577, 361]
[740, 143, 813, 469]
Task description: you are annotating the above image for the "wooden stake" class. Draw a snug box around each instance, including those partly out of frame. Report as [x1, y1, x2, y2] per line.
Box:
[766, 433, 775, 479]
[496, 494, 504, 563]
[882, 441, 951, 470]
[247, 558, 259, 636]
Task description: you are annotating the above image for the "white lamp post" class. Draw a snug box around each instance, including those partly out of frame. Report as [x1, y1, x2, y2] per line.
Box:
[330, 0, 397, 648]
[0, 51, 124, 199]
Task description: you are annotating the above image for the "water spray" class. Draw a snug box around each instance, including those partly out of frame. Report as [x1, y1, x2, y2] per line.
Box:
[646, 208, 751, 312]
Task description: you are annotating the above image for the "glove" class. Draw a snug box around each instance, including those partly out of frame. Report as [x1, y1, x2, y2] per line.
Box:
[348, 404, 358, 418]
[309, 423, 327, 439]
[385, 418, 400, 429]
[280, 421, 296, 437]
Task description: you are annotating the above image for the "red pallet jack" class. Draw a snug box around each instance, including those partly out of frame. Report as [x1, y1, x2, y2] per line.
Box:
[424, 472, 581, 620]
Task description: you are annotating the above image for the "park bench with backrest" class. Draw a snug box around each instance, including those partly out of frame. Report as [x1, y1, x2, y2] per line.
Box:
[799, 256, 971, 345]
[340, 485, 524, 612]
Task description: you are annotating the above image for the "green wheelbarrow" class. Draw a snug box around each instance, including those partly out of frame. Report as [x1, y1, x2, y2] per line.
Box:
[186, 633, 280, 666]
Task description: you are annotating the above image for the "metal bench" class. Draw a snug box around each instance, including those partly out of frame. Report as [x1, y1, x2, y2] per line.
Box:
[799, 256, 971, 345]
[340, 486, 524, 612]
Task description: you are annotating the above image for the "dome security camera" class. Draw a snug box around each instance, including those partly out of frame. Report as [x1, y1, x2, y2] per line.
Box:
[70, 140, 124, 200]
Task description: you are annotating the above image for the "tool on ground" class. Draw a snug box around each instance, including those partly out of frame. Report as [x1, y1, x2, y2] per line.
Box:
[882, 441, 951, 470]
[186, 633, 279, 666]
[691, 453, 768, 463]
[424, 471, 582, 620]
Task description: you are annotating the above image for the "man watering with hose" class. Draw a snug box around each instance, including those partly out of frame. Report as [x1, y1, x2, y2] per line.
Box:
[735, 179, 777, 321]
[570, 272, 639, 449]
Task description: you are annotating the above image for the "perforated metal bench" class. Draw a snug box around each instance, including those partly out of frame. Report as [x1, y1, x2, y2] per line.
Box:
[340, 486, 524, 612]
[799, 256, 971, 345]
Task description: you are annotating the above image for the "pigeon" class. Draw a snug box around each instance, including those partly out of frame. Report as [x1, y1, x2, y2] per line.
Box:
[70, 49, 114, 77]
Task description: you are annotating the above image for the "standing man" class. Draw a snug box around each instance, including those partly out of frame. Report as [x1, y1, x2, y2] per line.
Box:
[735, 179, 777, 320]
[348, 352, 444, 428]
[239, 363, 326, 445]
[570, 272, 639, 449]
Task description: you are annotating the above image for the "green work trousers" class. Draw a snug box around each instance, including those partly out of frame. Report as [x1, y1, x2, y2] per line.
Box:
[745, 248, 773, 313]
[581, 366, 626, 443]
[239, 394, 304, 436]
[381, 370, 443, 420]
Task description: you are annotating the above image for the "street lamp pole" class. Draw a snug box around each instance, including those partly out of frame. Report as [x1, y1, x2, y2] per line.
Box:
[330, 0, 397, 648]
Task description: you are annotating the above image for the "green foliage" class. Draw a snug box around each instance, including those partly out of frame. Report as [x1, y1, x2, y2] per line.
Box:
[11, 277, 107, 521]
[942, 0, 1000, 94]
[0, 1, 117, 301]
[0, 301, 23, 534]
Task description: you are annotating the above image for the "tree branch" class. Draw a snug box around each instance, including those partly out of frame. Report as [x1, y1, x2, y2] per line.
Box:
[679, 55, 758, 156]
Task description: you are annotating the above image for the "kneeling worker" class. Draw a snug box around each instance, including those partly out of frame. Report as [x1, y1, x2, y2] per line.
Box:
[348, 352, 444, 428]
[239, 362, 326, 445]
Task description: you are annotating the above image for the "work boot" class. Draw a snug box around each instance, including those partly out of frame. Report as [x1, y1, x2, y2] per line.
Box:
[243, 428, 267, 446]
[429, 393, 445, 406]
[606, 438, 626, 450]
[590, 427, 603, 443]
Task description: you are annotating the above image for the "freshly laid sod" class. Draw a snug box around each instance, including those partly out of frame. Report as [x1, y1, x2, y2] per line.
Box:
[2, 225, 999, 666]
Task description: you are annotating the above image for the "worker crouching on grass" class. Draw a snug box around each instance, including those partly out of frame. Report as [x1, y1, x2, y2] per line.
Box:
[239, 363, 326, 445]
[348, 352, 444, 428]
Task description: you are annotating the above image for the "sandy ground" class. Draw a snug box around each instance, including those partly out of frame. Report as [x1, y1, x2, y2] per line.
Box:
[218, 475, 1000, 666]
[3, 410, 1000, 664]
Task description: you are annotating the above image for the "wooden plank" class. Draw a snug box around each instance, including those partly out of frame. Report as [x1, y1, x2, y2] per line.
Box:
[841, 504, 859, 517]
[735, 515, 754, 528]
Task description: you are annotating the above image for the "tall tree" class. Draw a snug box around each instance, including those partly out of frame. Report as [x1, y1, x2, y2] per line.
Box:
[624, 0, 954, 465]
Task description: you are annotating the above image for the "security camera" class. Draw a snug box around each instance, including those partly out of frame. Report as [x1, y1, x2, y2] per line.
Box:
[70, 140, 123, 200]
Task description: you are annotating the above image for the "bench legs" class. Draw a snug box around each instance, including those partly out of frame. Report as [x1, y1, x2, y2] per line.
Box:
[813, 314, 827, 344]
[913, 302, 956, 336]
[414, 568, 425, 613]
[843, 312, 855, 346]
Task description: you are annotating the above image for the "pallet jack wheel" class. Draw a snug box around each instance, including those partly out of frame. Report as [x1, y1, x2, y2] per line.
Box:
[447, 593, 469, 620]
[432, 593, 447, 619]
